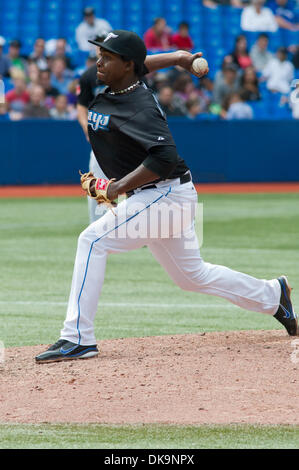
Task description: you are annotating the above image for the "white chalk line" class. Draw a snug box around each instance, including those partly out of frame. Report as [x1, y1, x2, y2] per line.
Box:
[0, 300, 237, 309]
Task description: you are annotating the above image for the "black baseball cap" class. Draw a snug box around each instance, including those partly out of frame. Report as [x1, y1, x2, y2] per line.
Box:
[88, 29, 147, 76]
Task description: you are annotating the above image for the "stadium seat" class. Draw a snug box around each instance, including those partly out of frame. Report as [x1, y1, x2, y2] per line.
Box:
[62, 1, 83, 13]
[250, 101, 269, 120]
[72, 49, 89, 67]
[44, 0, 62, 9]
[165, 0, 183, 13]
[143, 0, 163, 16]
[268, 32, 283, 52]
[22, 0, 42, 11]
[126, 1, 143, 13]
[1, 0, 21, 11]
[21, 37, 36, 55]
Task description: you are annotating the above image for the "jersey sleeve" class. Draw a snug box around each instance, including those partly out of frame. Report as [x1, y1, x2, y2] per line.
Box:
[119, 106, 178, 178]
[77, 70, 94, 107]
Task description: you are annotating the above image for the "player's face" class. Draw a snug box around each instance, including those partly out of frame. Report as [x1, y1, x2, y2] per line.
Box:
[96, 48, 130, 86]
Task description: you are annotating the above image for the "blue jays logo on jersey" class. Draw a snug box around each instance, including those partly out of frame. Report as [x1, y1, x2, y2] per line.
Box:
[88, 110, 110, 131]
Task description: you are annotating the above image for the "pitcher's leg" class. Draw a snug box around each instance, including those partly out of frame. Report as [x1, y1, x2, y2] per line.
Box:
[61, 189, 164, 345]
[149, 230, 281, 315]
[60, 221, 108, 345]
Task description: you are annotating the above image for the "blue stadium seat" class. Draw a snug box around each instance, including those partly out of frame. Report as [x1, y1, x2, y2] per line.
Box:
[273, 106, 292, 119]
[72, 49, 89, 67]
[0, 23, 19, 37]
[62, 11, 82, 24]
[125, 24, 143, 36]
[166, 13, 183, 30]
[244, 32, 260, 49]
[42, 0, 63, 11]
[250, 101, 269, 119]
[268, 32, 283, 52]
[62, 1, 83, 13]
[143, 0, 163, 15]
[105, 13, 122, 28]
[22, 0, 42, 11]
[126, 1, 142, 13]
[280, 30, 299, 47]
[1, 0, 21, 11]
[165, 0, 183, 13]
[125, 12, 142, 23]
[21, 36, 36, 55]
[106, 0, 122, 13]
[19, 24, 40, 38]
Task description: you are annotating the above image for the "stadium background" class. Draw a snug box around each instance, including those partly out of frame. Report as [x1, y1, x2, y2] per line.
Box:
[0, 1, 299, 449]
[0, 0, 299, 185]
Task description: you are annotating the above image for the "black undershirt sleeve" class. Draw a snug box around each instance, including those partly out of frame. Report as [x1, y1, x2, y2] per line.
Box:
[142, 145, 179, 179]
[77, 69, 95, 108]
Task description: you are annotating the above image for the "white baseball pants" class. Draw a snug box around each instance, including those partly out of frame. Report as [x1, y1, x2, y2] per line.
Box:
[61, 179, 281, 345]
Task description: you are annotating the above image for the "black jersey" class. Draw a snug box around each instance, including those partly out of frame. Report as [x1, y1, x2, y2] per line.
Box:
[87, 83, 189, 181]
[77, 64, 106, 108]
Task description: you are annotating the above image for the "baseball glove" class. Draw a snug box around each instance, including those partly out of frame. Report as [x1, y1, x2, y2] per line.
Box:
[79, 171, 116, 204]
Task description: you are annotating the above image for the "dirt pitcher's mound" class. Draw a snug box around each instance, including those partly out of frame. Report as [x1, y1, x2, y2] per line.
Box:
[0, 331, 298, 425]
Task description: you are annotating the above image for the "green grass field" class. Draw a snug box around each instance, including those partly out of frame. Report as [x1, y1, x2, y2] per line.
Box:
[0, 192, 299, 448]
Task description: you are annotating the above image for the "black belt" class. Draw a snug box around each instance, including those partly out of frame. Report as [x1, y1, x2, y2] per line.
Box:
[126, 172, 191, 198]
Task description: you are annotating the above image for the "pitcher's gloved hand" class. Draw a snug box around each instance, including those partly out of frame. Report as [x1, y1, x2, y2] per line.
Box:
[79, 171, 116, 204]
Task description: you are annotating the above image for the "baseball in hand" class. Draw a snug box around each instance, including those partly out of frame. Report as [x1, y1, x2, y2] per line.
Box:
[192, 57, 209, 74]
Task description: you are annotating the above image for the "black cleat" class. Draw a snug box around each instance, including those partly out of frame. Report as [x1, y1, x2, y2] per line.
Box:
[35, 340, 99, 363]
[274, 276, 298, 336]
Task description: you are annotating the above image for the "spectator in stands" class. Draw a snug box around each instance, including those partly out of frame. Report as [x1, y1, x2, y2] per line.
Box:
[239, 65, 261, 100]
[250, 33, 273, 72]
[75, 7, 112, 52]
[27, 61, 41, 89]
[203, 0, 242, 8]
[7, 40, 27, 73]
[144, 18, 172, 52]
[214, 54, 242, 90]
[171, 22, 194, 52]
[231, 34, 253, 69]
[50, 57, 73, 95]
[39, 69, 59, 108]
[50, 94, 73, 120]
[241, 0, 278, 32]
[5, 70, 30, 115]
[29, 38, 48, 70]
[199, 76, 214, 110]
[212, 63, 240, 105]
[262, 46, 295, 93]
[172, 73, 197, 103]
[50, 38, 74, 70]
[66, 79, 79, 109]
[23, 85, 50, 119]
[292, 45, 299, 68]
[0, 36, 11, 78]
[0, 102, 9, 121]
[157, 85, 186, 116]
[186, 98, 202, 119]
[268, 0, 299, 31]
[224, 91, 254, 119]
[289, 81, 299, 118]
[146, 71, 169, 94]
